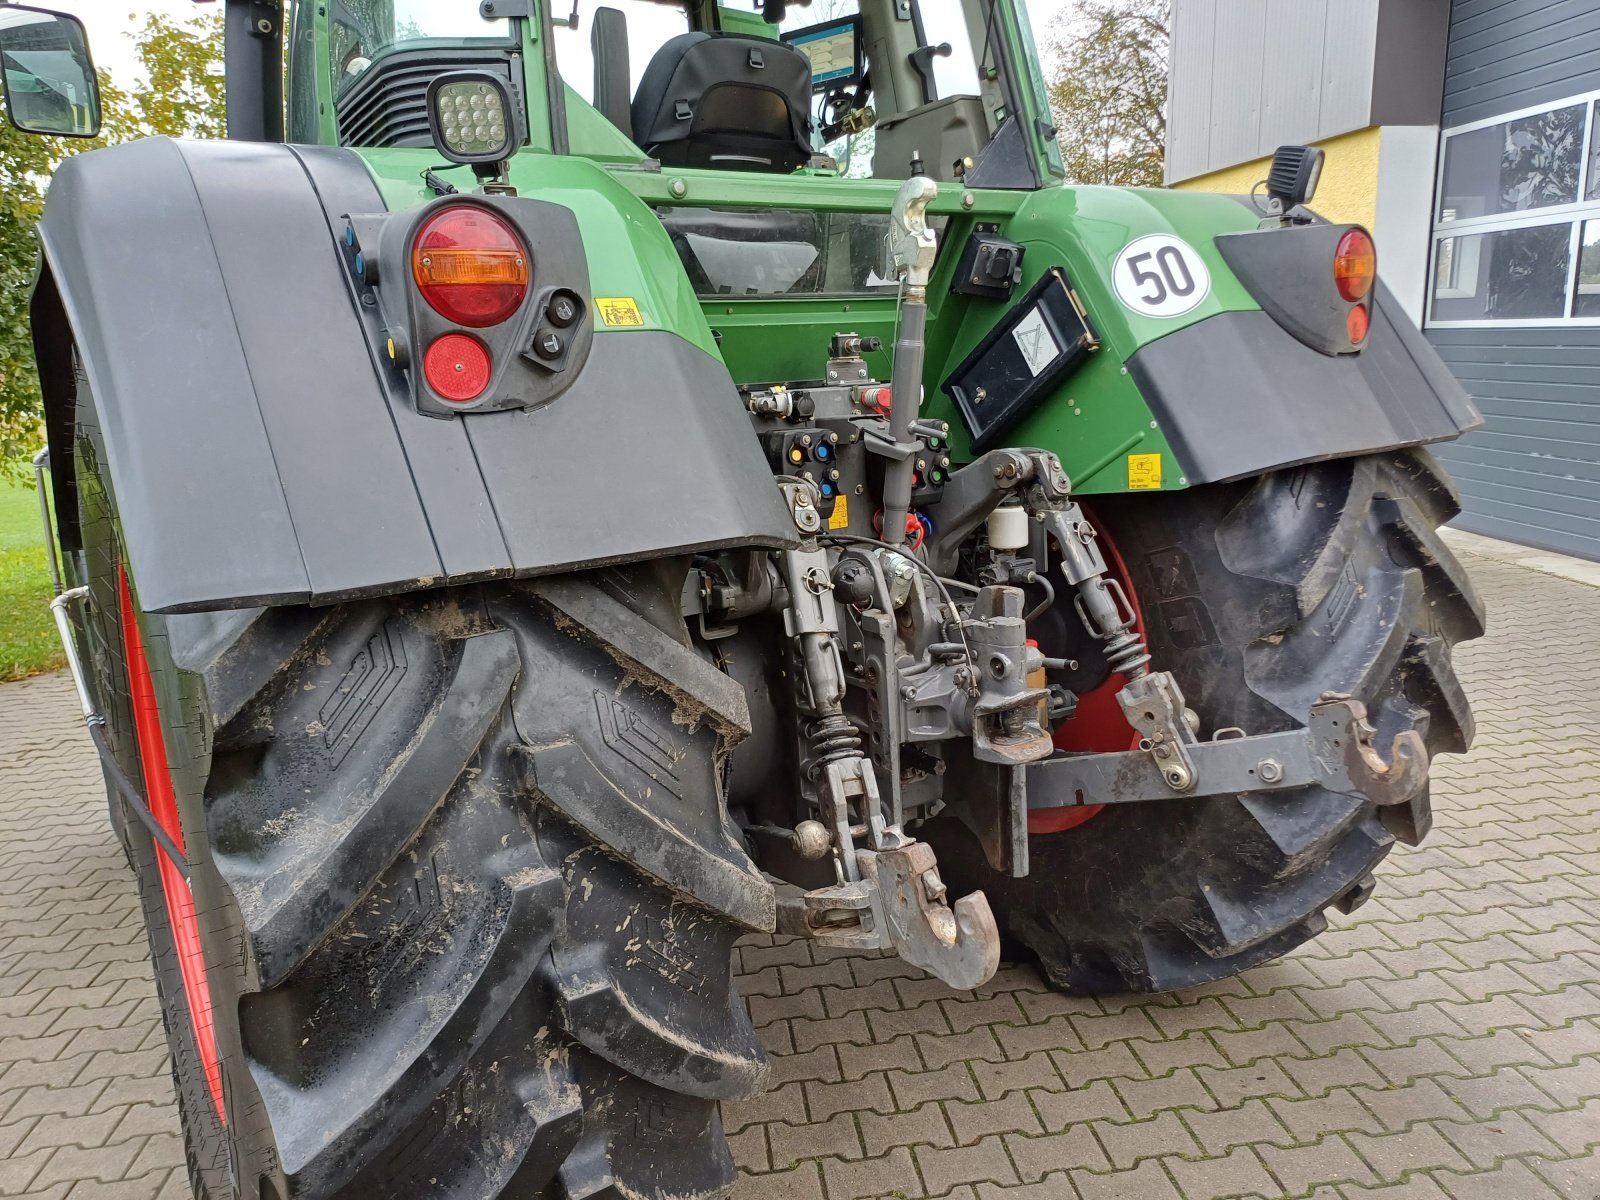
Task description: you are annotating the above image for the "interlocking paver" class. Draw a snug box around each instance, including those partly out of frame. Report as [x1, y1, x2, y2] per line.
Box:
[1004, 1126, 1109, 1183]
[1027, 1079, 1128, 1131]
[945, 1091, 1040, 1145]
[3, 546, 1600, 1198]
[858, 1101, 953, 1157]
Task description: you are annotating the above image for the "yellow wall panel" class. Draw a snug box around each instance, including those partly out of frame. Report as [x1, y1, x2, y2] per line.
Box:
[1172, 127, 1383, 230]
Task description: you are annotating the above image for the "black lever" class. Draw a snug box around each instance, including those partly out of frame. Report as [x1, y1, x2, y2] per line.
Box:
[908, 42, 950, 105]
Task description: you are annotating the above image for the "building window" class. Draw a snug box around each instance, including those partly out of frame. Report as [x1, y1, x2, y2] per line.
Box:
[1428, 91, 1600, 326]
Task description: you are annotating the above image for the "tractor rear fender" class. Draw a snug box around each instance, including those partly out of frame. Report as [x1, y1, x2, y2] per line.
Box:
[31, 136, 795, 614]
[937, 185, 1481, 490]
[1123, 278, 1483, 484]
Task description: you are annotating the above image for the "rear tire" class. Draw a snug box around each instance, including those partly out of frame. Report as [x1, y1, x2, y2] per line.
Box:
[927, 449, 1485, 994]
[70, 373, 766, 1198]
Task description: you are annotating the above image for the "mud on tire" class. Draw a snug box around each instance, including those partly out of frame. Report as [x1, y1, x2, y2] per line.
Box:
[926, 449, 1485, 995]
[103, 578, 768, 1199]
[72, 374, 768, 1197]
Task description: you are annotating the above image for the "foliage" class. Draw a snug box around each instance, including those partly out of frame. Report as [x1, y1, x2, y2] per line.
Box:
[1045, 0, 1168, 187]
[0, 11, 222, 480]
[130, 10, 227, 141]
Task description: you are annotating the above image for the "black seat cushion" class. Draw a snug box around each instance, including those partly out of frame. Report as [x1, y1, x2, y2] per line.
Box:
[631, 32, 813, 173]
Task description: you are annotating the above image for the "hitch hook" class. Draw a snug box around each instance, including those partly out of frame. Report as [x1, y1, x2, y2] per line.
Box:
[859, 841, 1000, 990]
[1310, 695, 1429, 807]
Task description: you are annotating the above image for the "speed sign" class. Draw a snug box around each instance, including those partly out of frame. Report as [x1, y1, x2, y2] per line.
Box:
[1112, 234, 1211, 318]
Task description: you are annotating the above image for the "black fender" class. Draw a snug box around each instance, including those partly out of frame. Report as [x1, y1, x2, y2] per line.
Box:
[32, 136, 795, 614]
[1121, 209, 1483, 487]
[1124, 281, 1482, 485]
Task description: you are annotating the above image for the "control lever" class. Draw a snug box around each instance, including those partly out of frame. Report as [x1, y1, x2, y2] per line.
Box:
[908, 41, 951, 104]
[881, 175, 939, 546]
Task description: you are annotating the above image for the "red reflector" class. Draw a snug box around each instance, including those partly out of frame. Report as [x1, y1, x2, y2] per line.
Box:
[413, 206, 529, 327]
[424, 333, 492, 402]
[1334, 229, 1376, 302]
[1347, 303, 1370, 344]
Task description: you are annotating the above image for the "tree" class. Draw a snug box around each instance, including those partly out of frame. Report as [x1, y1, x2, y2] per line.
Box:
[0, 10, 222, 478]
[1046, 0, 1168, 188]
[129, 9, 227, 141]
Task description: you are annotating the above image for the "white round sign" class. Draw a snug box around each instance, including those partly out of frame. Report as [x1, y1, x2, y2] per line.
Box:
[1111, 234, 1211, 318]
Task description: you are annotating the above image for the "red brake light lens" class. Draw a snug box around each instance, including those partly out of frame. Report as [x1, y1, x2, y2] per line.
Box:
[1334, 229, 1376, 302]
[412, 206, 529, 327]
[423, 333, 492, 402]
[1347, 303, 1370, 344]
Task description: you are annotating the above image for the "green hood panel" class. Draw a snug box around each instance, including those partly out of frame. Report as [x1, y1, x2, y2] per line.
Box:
[353, 147, 720, 358]
[923, 185, 1265, 491]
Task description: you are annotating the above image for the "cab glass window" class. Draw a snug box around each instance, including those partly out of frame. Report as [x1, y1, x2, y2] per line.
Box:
[329, 0, 513, 95]
[553, 0, 691, 108]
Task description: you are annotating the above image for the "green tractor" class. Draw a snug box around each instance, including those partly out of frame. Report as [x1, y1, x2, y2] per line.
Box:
[7, 0, 1483, 1195]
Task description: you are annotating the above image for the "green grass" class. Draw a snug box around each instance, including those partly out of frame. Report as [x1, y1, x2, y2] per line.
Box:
[0, 481, 64, 681]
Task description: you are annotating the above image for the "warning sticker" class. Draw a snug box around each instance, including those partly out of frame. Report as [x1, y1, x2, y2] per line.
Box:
[1127, 453, 1163, 490]
[1010, 306, 1060, 378]
[828, 494, 850, 529]
[595, 297, 645, 327]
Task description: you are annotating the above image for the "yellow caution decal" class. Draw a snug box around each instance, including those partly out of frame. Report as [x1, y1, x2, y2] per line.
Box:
[595, 297, 645, 327]
[828, 494, 850, 529]
[1127, 453, 1162, 490]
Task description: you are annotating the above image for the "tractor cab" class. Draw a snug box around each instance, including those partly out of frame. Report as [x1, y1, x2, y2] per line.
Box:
[267, 0, 1071, 393]
[302, 0, 1060, 188]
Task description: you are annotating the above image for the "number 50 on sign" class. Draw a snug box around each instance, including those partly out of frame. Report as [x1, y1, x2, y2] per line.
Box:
[1112, 234, 1211, 319]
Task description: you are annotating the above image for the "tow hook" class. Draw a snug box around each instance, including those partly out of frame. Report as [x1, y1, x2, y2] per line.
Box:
[1310, 693, 1429, 807]
[861, 841, 999, 990]
[776, 836, 1001, 990]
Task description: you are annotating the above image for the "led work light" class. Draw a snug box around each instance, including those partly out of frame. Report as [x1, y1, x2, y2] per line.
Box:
[427, 72, 516, 166]
[1265, 145, 1325, 214]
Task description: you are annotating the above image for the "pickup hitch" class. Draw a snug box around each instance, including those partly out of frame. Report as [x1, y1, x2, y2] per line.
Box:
[1026, 695, 1428, 812]
[775, 836, 1001, 991]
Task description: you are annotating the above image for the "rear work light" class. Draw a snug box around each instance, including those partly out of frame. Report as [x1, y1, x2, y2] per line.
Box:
[412, 206, 529, 327]
[423, 333, 492, 402]
[1334, 229, 1376, 302]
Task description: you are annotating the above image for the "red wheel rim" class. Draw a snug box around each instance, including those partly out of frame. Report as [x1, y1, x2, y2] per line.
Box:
[119, 566, 226, 1124]
[1030, 506, 1147, 834]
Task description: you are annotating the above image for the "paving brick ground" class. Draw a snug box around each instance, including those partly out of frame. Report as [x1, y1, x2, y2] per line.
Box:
[1, 545, 1597, 1199]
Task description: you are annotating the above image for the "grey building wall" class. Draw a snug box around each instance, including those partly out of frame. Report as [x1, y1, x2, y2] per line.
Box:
[1441, 0, 1600, 125]
[1430, 329, 1600, 557]
[1165, 0, 1449, 183]
[1426, 0, 1600, 561]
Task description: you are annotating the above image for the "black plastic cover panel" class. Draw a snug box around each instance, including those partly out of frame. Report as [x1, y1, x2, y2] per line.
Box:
[35, 137, 795, 613]
[944, 267, 1098, 453]
[1126, 284, 1483, 485]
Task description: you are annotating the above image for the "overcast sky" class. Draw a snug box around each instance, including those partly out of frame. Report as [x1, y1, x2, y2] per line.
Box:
[51, 0, 1076, 90]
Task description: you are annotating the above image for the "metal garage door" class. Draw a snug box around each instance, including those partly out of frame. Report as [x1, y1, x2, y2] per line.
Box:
[1423, 0, 1600, 560]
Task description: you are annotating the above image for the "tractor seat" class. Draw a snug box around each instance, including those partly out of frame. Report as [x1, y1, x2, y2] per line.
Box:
[631, 32, 814, 173]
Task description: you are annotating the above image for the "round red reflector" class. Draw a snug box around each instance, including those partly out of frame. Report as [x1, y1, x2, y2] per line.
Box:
[412, 206, 529, 327]
[1334, 228, 1376, 302]
[423, 333, 492, 402]
[1347, 303, 1370, 344]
